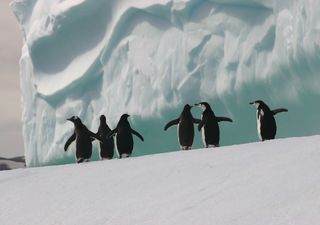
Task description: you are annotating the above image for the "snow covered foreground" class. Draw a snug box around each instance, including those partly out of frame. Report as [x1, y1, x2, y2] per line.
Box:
[1, 136, 320, 225]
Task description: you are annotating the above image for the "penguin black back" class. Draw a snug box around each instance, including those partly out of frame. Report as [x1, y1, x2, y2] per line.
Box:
[97, 115, 114, 160]
[164, 104, 201, 150]
[64, 116, 102, 163]
[250, 100, 288, 141]
[108, 114, 144, 158]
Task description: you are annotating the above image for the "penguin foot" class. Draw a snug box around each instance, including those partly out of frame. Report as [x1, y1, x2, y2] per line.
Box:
[208, 144, 220, 148]
[101, 157, 112, 160]
[120, 153, 130, 158]
[77, 158, 90, 163]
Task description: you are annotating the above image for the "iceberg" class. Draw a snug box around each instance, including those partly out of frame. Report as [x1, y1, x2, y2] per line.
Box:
[11, 0, 320, 167]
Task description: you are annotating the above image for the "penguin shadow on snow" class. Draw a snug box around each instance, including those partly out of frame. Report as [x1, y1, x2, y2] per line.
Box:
[249, 100, 288, 141]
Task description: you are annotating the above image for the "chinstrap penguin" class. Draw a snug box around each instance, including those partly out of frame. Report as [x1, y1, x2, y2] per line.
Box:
[164, 104, 201, 150]
[64, 116, 102, 163]
[96, 115, 114, 160]
[108, 114, 144, 158]
[250, 100, 288, 141]
[195, 102, 233, 148]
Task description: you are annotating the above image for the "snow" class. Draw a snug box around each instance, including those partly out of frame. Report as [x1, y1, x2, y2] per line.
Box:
[1, 136, 320, 224]
[11, 0, 320, 166]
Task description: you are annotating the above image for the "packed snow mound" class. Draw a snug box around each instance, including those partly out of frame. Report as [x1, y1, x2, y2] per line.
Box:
[1, 136, 320, 225]
[11, 0, 320, 166]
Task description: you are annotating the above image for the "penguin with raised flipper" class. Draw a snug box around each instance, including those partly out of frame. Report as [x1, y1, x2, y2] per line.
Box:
[164, 104, 201, 150]
[195, 102, 233, 148]
[96, 115, 114, 160]
[108, 114, 144, 158]
[250, 100, 288, 141]
[64, 116, 102, 163]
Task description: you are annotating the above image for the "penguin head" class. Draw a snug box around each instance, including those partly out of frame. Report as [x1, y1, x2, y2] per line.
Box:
[195, 102, 211, 111]
[118, 114, 130, 126]
[67, 116, 82, 126]
[120, 114, 130, 121]
[100, 115, 106, 122]
[250, 100, 265, 109]
[183, 104, 193, 112]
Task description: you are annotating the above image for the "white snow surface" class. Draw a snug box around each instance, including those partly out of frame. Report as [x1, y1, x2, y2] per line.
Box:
[11, 0, 320, 166]
[1, 136, 320, 225]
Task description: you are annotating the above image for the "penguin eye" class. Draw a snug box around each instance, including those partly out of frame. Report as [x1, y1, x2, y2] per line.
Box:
[74, 116, 78, 120]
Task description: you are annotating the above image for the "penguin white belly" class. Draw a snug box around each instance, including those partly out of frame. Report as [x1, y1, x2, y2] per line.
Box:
[257, 111, 263, 141]
[201, 127, 206, 147]
[177, 124, 181, 149]
[200, 115, 206, 147]
[114, 133, 120, 158]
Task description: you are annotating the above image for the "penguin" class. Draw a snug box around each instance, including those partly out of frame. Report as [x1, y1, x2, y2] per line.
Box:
[96, 115, 114, 160]
[195, 102, 233, 148]
[64, 116, 103, 163]
[250, 100, 288, 141]
[108, 114, 144, 158]
[164, 104, 201, 150]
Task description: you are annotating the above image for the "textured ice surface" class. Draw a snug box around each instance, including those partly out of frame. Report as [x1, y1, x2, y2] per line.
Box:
[11, 0, 320, 166]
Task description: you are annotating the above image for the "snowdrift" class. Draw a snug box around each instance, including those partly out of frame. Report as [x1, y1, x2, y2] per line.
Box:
[0, 136, 320, 225]
[11, 0, 320, 166]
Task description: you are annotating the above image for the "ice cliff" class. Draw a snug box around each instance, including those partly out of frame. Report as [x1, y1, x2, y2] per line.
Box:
[11, 0, 320, 167]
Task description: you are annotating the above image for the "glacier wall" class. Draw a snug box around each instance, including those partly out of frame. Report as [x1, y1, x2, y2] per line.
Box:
[11, 0, 320, 167]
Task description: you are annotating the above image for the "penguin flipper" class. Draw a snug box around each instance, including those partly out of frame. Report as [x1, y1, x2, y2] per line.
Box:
[272, 108, 288, 115]
[64, 133, 76, 151]
[217, 116, 233, 122]
[164, 119, 179, 131]
[88, 130, 103, 142]
[107, 129, 117, 139]
[131, 129, 144, 141]
[193, 118, 202, 124]
[92, 130, 100, 142]
[198, 119, 206, 131]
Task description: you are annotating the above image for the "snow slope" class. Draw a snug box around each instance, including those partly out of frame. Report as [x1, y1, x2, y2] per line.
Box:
[1, 136, 320, 225]
[11, 0, 320, 167]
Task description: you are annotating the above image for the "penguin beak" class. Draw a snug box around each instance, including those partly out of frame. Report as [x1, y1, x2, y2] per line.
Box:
[67, 117, 72, 122]
[195, 103, 200, 106]
[249, 102, 254, 105]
